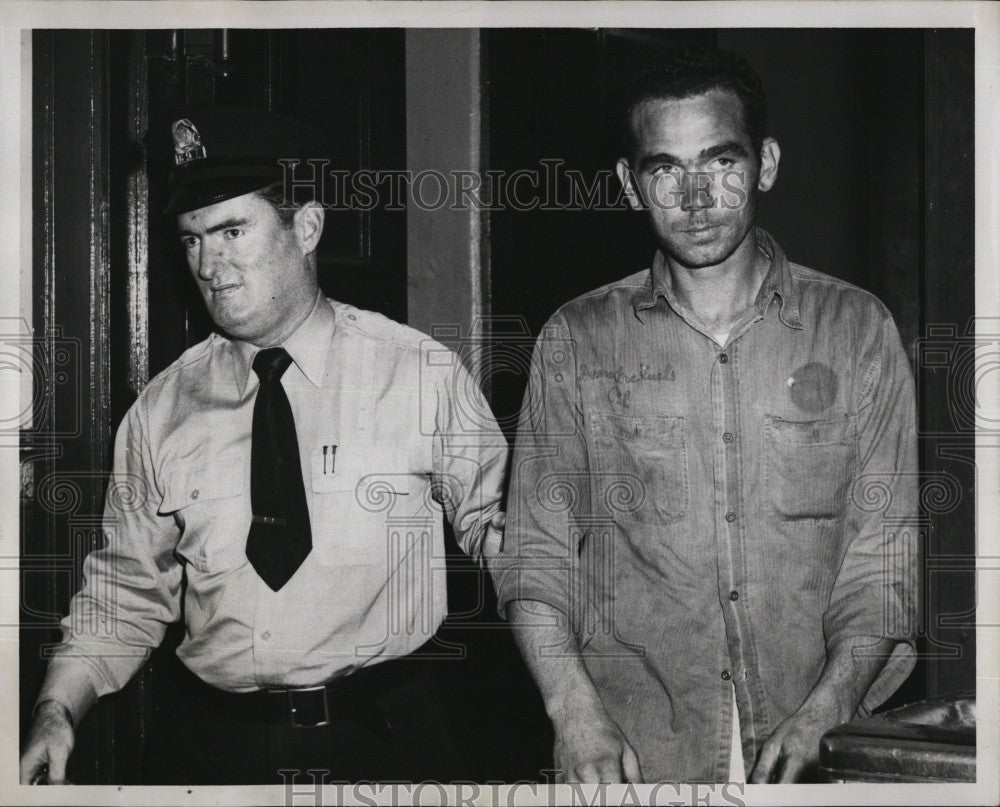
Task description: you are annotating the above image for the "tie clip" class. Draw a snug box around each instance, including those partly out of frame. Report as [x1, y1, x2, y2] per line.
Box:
[252, 515, 288, 526]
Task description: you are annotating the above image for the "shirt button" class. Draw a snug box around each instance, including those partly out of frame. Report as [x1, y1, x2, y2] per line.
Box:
[729, 590, 740, 601]
[725, 510, 737, 523]
[721, 669, 732, 681]
[190, 489, 200, 500]
[261, 630, 271, 641]
[722, 432, 734, 443]
[718, 353, 729, 364]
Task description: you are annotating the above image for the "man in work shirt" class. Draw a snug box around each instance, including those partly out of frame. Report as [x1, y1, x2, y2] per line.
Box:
[21, 108, 508, 785]
[492, 48, 917, 783]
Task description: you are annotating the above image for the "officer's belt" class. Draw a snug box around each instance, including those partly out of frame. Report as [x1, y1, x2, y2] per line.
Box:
[175, 637, 447, 737]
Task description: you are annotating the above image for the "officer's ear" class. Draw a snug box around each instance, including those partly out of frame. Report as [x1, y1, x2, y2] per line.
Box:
[293, 201, 325, 254]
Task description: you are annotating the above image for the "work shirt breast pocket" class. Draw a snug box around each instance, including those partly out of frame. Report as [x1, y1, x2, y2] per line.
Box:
[158, 454, 246, 574]
[765, 414, 856, 520]
[591, 412, 689, 523]
[310, 443, 426, 567]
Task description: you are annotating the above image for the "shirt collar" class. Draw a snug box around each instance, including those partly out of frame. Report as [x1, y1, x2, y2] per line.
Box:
[632, 227, 803, 330]
[229, 291, 335, 395]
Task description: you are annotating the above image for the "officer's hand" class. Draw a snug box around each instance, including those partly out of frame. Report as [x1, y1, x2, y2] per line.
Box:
[749, 701, 831, 783]
[551, 694, 642, 783]
[20, 701, 75, 784]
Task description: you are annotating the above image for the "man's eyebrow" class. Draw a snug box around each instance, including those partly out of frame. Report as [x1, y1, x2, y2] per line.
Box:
[637, 141, 750, 172]
[699, 141, 750, 160]
[177, 217, 250, 238]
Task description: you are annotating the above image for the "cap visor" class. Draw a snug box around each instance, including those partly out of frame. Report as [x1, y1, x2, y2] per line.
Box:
[165, 177, 276, 215]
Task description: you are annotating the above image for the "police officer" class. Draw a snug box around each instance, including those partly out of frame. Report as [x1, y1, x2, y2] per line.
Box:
[20, 108, 508, 785]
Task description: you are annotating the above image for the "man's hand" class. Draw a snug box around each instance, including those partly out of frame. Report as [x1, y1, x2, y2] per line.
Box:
[751, 636, 899, 783]
[749, 700, 832, 783]
[20, 700, 75, 785]
[551, 691, 642, 783]
[505, 599, 642, 783]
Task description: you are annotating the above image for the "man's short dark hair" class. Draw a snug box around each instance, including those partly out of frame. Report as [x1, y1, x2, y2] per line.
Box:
[255, 181, 300, 227]
[622, 47, 767, 161]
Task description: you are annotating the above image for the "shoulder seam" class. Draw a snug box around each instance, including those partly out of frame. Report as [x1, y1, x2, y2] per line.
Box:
[789, 266, 891, 316]
[139, 337, 217, 397]
[332, 302, 432, 354]
[555, 270, 650, 314]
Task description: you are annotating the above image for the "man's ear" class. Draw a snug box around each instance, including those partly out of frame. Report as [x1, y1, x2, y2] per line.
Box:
[616, 158, 644, 212]
[757, 138, 780, 193]
[294, 201, 325, 254]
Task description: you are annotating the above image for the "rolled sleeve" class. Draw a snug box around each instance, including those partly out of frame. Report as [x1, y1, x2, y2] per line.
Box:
[492, 313, 590, 620]
[37, 396, 183, 716]
[34, 659, 100, 728]
[825, 314, 919, 712]
[432, 350, 510, 564]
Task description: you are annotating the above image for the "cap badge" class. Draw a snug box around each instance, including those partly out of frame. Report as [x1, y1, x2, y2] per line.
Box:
[171, 118, 207, 165]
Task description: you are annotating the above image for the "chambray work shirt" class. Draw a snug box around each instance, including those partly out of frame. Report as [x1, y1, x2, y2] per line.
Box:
[40, 294, 508, 721]
[493, 229, 918, 782]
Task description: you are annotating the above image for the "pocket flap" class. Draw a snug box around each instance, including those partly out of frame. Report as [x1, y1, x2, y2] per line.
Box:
[158, 459, 243, 514]
[766, 414, 855, 446]
[592, 412, 685, 443]
[311, 445, 418, 494]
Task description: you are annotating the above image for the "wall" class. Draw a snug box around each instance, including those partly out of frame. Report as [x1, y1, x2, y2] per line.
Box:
[406, 29, 488, 352]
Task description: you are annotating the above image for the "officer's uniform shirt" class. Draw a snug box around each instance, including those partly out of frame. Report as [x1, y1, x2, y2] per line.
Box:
[40, 292, 508, 721]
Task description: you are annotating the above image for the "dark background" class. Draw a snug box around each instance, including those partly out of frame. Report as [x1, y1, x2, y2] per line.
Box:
[22, 27, 975, 783]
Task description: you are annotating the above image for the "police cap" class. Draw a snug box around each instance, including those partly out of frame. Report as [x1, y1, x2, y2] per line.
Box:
[156, 106, 332, 215]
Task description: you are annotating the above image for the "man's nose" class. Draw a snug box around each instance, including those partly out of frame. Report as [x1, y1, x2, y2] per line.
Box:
[681, 172, 716, 211]
[196, 247, 221, 281]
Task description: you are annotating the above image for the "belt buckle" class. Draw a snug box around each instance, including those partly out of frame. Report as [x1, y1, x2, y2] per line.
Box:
[288, 685, 330, 729]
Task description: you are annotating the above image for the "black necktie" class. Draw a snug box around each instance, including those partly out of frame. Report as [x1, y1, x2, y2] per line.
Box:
[246, 347, 312, 591]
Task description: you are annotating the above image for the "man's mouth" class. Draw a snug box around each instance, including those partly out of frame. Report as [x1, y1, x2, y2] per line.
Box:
[210, 283, 240, 297]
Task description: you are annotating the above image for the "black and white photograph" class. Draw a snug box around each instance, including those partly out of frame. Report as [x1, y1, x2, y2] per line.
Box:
[1, 1, 997, 805]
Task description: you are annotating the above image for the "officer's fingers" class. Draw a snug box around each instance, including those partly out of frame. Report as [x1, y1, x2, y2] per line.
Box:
[622, 743, 642, 783]
[45, 743, 70, 785]
[19, 745, 47, 785]
[749, 737, 782, 784]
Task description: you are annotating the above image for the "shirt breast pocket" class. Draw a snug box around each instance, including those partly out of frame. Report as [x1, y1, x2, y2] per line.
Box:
[765, 414, 855, 520]
[591, 412, 689, 522]
[310, 446, 424, 566]
[158, 457, 245, 574]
